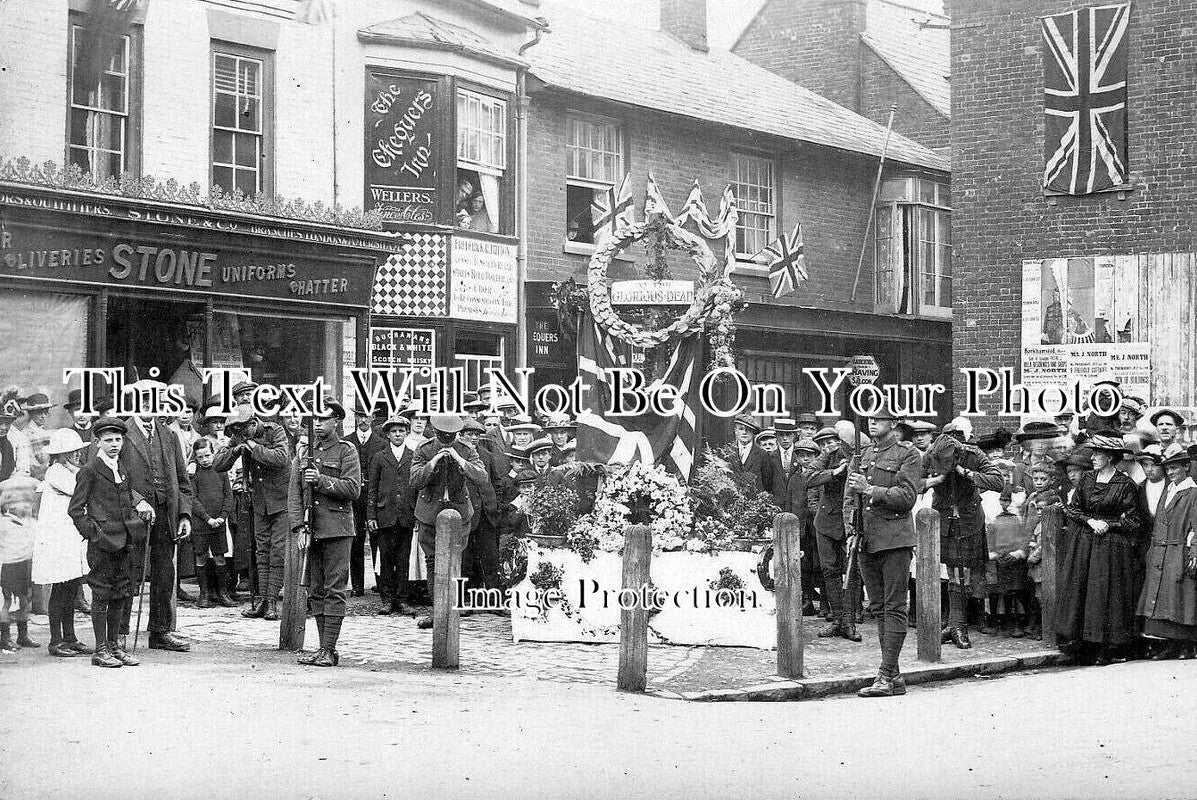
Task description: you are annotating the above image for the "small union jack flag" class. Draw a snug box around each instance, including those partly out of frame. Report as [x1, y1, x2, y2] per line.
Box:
[759, 223, 807, 298]
[1041, 4, 1130, 195]
[589, 174, 634, 245]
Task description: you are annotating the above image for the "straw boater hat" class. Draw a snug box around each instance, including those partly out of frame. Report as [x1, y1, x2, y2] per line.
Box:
[526, 437, 554, 457]
[506, 414, 542, 436]
[773, 419, 799, 435]
[45, 428, 88, 456]
[1160, 443, 1191, 468]
[542, 415, 576, 433]
[733, 413, 761, 434]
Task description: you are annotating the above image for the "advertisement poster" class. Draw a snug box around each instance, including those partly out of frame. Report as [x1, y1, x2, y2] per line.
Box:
[363, 70, 439, 224]
[1021, 256, 1150, 399]
[450, 236, 518, 324]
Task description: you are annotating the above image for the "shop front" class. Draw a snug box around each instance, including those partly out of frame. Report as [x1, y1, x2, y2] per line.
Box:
[0, 182, 387, 413]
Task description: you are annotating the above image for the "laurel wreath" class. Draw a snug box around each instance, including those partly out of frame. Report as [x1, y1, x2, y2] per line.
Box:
[588, 218, 721, 349]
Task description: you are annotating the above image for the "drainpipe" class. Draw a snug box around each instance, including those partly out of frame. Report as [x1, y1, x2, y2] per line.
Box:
[515, 22, 546, 372]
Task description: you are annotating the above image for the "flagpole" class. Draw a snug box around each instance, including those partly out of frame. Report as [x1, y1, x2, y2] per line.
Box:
[851, 103, 898, 303]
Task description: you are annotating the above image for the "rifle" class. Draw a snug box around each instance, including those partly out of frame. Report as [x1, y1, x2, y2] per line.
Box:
[298, 416, 315, 587]
[844, 426, 864, 591]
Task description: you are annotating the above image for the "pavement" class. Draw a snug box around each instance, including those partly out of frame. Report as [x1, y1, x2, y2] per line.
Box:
[1, 631, 1194, 800]
[4, 586, 1057, 698]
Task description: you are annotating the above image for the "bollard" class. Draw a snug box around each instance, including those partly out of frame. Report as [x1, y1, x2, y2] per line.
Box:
[279, 527, 308, 651]
[774, 512, 804, 679]
[915, 507, 942, 662]
[1039, 504, 1062, 650]
[617, 524, 652, 692]
[432, 510, 464, 669]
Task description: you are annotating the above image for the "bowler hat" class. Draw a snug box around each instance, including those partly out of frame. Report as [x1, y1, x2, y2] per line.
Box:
[93, 416, 128, 437]
[429, 414, 465, 434]
[63, 389, 84, 410]
[1150, 408, 1185, 427]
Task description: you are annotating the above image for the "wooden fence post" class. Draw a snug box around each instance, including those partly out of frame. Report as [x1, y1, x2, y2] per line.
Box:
[915, 507, 942, 662]
[1039, 504, 1062, 650]
[278, 527, 308, 651]
[774, 512, 804, 679]
[432, 510, 464, 669]
[617, 524, 652, 692]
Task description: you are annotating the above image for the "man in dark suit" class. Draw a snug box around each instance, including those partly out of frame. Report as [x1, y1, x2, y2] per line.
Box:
[118, 393, 194, 653]
[213, 405, 291, 621]
[764, 419, 801, 507]
[728, 413, 771, 492]
[845, 402, 922, 697]
[344, 406, 387, 598]
[410, 415, 489, 630]
[367, 417, 417, 616]
[807, 426, 860, 641]
[68, 416, 155, 667]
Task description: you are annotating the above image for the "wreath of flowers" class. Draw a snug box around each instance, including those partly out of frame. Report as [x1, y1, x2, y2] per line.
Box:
[567, 461, 693, 555]
[588, 217, 720, 349]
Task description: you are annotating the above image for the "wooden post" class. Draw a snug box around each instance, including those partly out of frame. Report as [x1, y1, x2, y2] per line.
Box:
[432, 510, 464, 669]
[915, 507, 942, 662]
[774, 512, 804, 679]
[278, 527, 307, 651]
[1039, 504, 1062, 650]
[617, 524, 652, 692]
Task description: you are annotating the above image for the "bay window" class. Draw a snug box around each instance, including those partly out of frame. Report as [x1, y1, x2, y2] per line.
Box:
[455, 88, 508, 234]
[874, 177, 951, 318]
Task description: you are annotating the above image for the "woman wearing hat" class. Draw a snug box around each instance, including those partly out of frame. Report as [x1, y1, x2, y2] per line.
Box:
[1057, 434, 1144, 664]
[33, 429, 93, 656]
[1136, 444, 1197, 660]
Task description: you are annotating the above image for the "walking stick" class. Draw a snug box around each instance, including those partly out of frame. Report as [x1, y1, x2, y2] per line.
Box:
[132, 534, 152, 652]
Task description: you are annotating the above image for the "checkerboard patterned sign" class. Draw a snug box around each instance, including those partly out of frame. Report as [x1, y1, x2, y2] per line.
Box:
[371, 233, 448, 317]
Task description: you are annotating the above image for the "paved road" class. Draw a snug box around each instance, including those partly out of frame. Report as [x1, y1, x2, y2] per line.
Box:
[1, 640, 1193, 800]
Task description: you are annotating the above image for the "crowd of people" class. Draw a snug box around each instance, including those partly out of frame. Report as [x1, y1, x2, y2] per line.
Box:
[726, 373, 1197, 694]
[0, 379, 582, 668]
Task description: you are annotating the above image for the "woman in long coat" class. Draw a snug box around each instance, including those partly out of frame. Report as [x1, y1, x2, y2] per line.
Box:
[1056, 435, 1144, 664]
[1137, 445, 1197, 659]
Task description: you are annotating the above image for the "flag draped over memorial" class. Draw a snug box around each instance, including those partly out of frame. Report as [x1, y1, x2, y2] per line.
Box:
[1041, 3, 1130, 195]
[576, 313, 699, 479]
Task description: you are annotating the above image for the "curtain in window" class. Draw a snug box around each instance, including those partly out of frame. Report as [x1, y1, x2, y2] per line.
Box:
[476, 173, 501, 233]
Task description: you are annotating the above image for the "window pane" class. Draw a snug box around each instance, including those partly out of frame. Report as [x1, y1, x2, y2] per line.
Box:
[214, 55, 238, 92]
[214, 92, 236, 129]
[98, 72, 126, 112]
[234, 168, 258, 197]
[234, 132, 258, 167]
[212, 165, 234, 192]
[213, 129, 233, 164]
[565, 115, 620, 183]
[238, 97, 260, 132]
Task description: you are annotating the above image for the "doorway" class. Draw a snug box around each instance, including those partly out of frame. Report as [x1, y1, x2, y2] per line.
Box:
[105, 296, 207, 388]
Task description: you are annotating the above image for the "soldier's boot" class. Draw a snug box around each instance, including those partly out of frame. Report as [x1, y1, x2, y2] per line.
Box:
[109, 639, 140, 667]
[212, 569, 237, 608]
[313, 616, 341, 667]
[241, 597, 267, 618]
[15, 621, 40, 648]
[858, 672, 900, 697]
[817, 614, 844, 638]
[0, 624, 14, 653]
[819, 597, 833, 621]
[263, 599, 280, 621]
[841, 617, 862, 642]
[950, 625, 972, 649]
[298, 616, 325, 665]
[194, 570, 214, 609]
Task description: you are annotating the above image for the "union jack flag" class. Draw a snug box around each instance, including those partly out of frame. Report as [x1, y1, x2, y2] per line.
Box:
[1041, 4, 1130, 195]
[759, 222, 807, 298]
[576, 315, 699, 479]
[589, 174, 634, 245]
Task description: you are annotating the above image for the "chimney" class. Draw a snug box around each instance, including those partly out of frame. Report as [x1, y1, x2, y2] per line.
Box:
[660, 0, 709, 52]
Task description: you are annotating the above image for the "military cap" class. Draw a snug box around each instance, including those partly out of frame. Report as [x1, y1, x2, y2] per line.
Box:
[733, 413, 761, 434]
[1150, 408, 1186, 427]
[313, 399, 346, 420]
[92, 416, 128, 437]
[430, 414, 465, 434]
[794, 438, 820, 454]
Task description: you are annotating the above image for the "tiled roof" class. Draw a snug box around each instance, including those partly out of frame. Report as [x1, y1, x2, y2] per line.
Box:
[527, 3, 948, 171]
[862, 0, 951, 118]
[358, 12, 526, 68]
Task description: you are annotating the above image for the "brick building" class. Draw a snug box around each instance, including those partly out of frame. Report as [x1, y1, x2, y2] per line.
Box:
[949, 0, 1197, 427]
[734, 0, 951, 152]
[522, 0, 954, 439]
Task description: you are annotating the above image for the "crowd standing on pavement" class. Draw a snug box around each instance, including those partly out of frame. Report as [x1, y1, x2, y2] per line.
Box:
[1, 371, 1195, 695]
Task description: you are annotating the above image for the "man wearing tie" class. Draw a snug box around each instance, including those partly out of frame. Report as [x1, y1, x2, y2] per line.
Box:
[729, 413, 771, 492]
[118, 383, 194, 652]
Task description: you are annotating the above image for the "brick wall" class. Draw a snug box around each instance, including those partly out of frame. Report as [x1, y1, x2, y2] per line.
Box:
[860, 46, 949, 151]
[526, 91, 888, 315]
[659, 0, 709, 51]
[949, 0, 1197, 417]
[734, 0, 867, 113]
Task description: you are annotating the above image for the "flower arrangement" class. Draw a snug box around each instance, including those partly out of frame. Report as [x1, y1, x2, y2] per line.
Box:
[708, 567, 746, 593]
[527, 484, 581, 539]
[706, 279, 746, 373]
[688, 445, 780, 545]
[562, 462, 693, 557]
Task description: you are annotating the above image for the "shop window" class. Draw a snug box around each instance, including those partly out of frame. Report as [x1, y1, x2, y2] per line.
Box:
[68, 24, 135, 182]
[212, 46, 271, 197]
[731, 151, 776, 260]
[455, 89, 507, 234]
[210, 311, 348, 400]
[0, 292, 89, 418]
[453, 334, 504, 393]
[565, 114, 624, 245]
[874, 177, 951, 318]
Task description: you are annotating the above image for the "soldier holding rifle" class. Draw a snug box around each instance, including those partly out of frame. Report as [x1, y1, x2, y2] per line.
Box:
[844, 400, 922, 697]
[291, 400, 360, 667]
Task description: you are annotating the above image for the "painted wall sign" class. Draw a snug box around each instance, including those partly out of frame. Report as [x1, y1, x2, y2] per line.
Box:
[527, 312, 567, 367]
[370, 327, 436, 368]
[364, 71, 439, 225]
[610, 279, 695, 305]
[0, 221, 373, 307]
[450, 235, 517, 324]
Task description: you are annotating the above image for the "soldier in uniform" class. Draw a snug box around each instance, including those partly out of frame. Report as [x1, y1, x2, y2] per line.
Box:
[926, 419, 1005, 649]
[292, 401, 361, 667]
[845, 402, 922, 697]
[213, 405, 291, 621]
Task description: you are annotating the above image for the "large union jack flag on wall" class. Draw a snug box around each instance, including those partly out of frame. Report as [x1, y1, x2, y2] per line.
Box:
[1041, 3, 1130, 195]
